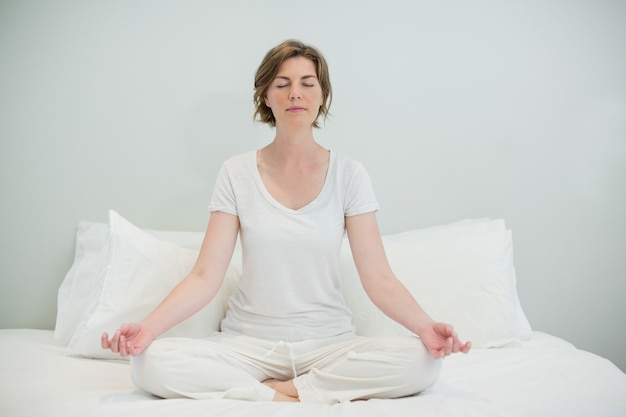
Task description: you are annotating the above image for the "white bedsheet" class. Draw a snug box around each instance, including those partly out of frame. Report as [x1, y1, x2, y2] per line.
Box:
[1, 329, 625, 417]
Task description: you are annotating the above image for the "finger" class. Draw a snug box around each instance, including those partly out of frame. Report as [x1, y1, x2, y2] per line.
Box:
[427, 343, 444, 360]
[461, 341, 472, 353]
[445, 337, 454, 356]
[451, 337, 461, 354]
[431, 349, 444, 360]
[129, 341, 143, 356]
[119, 335, 128, 357]
[101, 332, 109, 349]
[110, 330, 121, 353]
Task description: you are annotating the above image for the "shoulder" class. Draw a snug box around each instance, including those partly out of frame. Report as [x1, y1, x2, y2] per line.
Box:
[331, 152, 370, 180]
[222, 150, 256, 169]
[332, 151, 365, 171]
[330, 151, 379, 213]
[215, 151, 257, 179]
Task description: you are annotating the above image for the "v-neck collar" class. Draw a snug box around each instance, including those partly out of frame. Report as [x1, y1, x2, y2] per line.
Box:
[251, 150, 335, 214]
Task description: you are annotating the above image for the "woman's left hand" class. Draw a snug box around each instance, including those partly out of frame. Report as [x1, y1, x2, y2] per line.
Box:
[418, 322, 471, 359]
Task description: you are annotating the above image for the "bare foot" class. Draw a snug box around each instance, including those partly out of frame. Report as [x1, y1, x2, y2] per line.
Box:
[272, 391, 299, 402]
[263, 378, 299, 402]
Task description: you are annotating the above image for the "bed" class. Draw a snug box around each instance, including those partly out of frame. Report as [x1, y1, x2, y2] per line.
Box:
[2, 211, 625, 417]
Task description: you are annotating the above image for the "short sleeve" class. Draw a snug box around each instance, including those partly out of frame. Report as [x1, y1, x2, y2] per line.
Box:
[208, 163, 238, 216]
[344, 162, 380, 217]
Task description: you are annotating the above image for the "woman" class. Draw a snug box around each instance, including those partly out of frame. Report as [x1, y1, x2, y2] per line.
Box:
[101, 39, 470, 404]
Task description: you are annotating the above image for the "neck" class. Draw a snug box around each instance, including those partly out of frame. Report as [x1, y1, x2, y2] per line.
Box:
[261, 126, 327, 167]
[274, 121, 315, 142]
[268, 125, 319, 157]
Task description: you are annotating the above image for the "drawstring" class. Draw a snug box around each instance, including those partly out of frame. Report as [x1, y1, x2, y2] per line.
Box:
[265, 340, 298, 379]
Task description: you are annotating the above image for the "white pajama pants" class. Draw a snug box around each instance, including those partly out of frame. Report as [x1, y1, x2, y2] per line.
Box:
[130, 333, 441, 404]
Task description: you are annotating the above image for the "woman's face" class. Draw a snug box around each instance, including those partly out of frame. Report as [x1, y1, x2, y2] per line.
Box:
[264, 56, 324, 129]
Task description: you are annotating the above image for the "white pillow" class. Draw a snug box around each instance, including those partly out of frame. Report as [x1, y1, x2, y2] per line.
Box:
[54, 222, 109, 345]
[340, 223, 532, 348]
[65, 210, 239, 360]
[58, 214, 529, 356]
[149, 229, 206, 250]
[385, 218, 505, 242]
[54, 217, 237, 346]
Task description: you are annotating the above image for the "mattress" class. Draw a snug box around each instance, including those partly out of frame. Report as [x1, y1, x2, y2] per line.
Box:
[1, 329, 625, 417]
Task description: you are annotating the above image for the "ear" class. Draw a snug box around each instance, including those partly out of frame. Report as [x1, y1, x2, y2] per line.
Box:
[264, 96, 270, 107]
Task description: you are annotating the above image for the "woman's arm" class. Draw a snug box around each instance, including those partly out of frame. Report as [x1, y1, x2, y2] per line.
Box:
[101, 211, 240, 356]
[345, 212, 470, 358]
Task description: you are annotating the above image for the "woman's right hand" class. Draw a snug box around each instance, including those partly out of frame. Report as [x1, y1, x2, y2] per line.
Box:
[101, 323, 155, 357]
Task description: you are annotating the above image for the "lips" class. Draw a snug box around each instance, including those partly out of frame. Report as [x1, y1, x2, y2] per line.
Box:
[287, 106, 306, 112]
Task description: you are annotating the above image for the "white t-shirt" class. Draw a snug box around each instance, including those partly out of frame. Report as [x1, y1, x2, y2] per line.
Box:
[208, 150, 379, 341]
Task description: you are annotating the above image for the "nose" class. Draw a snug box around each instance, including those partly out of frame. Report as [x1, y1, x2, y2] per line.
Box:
[289, 85, 301, 100]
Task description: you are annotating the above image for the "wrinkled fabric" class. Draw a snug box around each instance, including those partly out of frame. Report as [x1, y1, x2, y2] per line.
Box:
[131, 333, 439, 404]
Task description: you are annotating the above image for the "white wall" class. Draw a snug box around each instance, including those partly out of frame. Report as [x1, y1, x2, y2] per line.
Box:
[1, 0, 624, 371]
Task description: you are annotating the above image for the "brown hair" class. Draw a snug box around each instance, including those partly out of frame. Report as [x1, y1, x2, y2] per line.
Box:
[253, 40, 332, 128]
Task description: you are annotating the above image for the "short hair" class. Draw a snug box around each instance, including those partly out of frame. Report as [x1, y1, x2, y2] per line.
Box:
[253, 40, 332, 128]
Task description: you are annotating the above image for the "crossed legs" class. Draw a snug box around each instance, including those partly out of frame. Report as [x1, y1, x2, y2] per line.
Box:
[131, 334, 441, 404]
